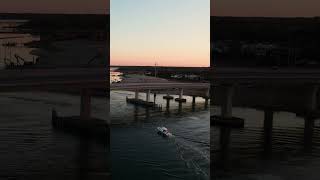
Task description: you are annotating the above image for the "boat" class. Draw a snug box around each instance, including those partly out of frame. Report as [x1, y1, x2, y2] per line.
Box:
[157, 127, 173, 137]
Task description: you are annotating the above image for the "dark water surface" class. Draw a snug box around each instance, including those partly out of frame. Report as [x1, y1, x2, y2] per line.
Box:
[212, 107, 320, 180]
[111, 91, 210, 180]
[0, 92, 109, 179]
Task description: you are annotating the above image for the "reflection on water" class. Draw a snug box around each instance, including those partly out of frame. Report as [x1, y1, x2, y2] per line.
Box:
[111, 91, 210, 180]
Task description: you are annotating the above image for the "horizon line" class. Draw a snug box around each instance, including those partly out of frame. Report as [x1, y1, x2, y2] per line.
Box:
[110, 65, 210, 68]
[0, 12, 109, 15]
[211, 15, 320, 18]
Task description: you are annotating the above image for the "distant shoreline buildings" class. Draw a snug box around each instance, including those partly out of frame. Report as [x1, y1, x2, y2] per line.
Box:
[211, 16, 320, 67]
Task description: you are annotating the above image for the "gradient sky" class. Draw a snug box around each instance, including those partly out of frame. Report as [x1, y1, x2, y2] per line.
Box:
[212, 0, 320, 17]
[0, 0, 109, 14]
[111, 0, 210, 67]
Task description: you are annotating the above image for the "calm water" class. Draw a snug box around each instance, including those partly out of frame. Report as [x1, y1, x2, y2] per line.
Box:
[0, 92, 109, 179]
[110, 90, 210, 180]
[0, 19, 39, 69]
[212, 107, 320, 180]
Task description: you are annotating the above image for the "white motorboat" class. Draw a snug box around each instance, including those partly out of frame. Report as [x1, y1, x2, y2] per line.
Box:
[157, 127, 173, 137]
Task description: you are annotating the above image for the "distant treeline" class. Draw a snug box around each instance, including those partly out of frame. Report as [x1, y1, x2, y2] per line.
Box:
[211, 16, 320, 42]
[116, 66, 208, 72]
[116, 66, 210, 81]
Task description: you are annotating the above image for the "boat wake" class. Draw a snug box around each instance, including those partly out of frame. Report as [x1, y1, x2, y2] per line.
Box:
[174, 135, 210, 180]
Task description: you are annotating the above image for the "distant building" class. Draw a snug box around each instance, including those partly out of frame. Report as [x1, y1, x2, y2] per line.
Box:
[171, 74, 200, 81]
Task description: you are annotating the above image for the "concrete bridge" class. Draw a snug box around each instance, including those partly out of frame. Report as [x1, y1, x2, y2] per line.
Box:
[111, 82, 209, 91]
[211, 68, 320, 119]
[0, 68, 109, 131]
[111, 81, 210, 109]
[0, 67, 110, 177]
[0, 68, 108, 91]
[212, 68, 320, 167]
[0, 67, 210, 123]
[212, 68, 320, 84]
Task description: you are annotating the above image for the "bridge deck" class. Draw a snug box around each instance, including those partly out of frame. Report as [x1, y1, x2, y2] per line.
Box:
[0, 68, 108, 91]
[212, 68, 320, 84]
[111, 82, 209, 91]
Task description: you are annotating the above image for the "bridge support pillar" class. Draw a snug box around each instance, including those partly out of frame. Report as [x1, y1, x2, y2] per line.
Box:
[166, 99, 171, 111]
[178, 102, 183, 114]
[304, 117, 315, 151]
[135, 90, 139, 100]
[205, 88, 210, 108]
[204, 97, 209, 109]
[221, 85, 234, 118]
[264, 109, 273, 132]
[163, 92, 173, 112]
[192, 96, 196, 111]
[263, 109, 273, 155]
[205, 88, 210, 98]
[175, 88, 187, 102]
[192, 96, 196, 104]
[80, 89, 91, 121]
[163, 92, 174, 100]
[179, 88, 183, 99]
[154, 93, 157, 104]
[146, 90, 151, 102]
[306, 85, 319, 112]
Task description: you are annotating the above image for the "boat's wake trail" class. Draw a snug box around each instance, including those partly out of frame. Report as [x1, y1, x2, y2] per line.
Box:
[173, 135, 210, 180]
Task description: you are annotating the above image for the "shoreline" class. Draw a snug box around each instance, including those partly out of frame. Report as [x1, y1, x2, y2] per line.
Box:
[111, 74, 209, 97]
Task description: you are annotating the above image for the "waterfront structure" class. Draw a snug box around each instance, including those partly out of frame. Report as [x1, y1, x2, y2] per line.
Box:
[211, 67, 320, 166]
[0, 67, 109, 135]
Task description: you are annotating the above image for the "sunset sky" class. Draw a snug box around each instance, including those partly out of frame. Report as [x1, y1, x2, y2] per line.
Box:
[0, 0, 109, 14]
[212, 0, 320, 17]
[111, 0, 210, 67]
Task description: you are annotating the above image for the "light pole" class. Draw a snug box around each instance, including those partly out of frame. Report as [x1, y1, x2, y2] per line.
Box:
[154, 61, 157, 77]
